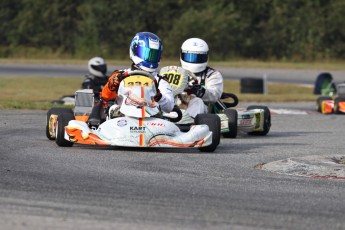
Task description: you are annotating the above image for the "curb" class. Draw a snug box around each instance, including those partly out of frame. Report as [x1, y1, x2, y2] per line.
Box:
[257, 155, 345, 180]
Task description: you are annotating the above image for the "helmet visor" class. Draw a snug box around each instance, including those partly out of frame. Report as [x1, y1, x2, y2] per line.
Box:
[181, 52, 208, 64]
[136, 46, 161, 63]
[91, 64, 107, 74]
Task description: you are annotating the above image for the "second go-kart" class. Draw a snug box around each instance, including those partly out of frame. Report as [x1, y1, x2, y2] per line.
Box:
[314, 72, 345, 114]
[46, 71, 221, 152]
[159, 66, 271, 138]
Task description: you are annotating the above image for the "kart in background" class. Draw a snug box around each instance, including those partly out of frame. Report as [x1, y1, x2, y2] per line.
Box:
[159, 66, 271, 138]
[314, 73, 345, 114]
[46, 71, 221, 152]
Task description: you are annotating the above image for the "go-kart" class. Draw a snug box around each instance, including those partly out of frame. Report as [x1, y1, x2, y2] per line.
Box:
[314, 73, 345, 114]
[159, 66, 271, 138]
[46, 71, 221, 152]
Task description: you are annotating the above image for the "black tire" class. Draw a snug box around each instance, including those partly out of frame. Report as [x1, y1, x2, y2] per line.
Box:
[333, 97, 345, 114]
[55, 112, 75, 147]
[222, 109, 238, 138]
[46, 108, 73, 140]
[246, 105, 271, 136]
[240, 78, 264, 94]
[313, 72, 335, 95]
[194, 114, 221, 152]
[316, 96, 332, 113]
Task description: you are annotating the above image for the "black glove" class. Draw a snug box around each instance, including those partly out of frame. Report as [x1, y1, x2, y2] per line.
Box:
[189, 84, 206, 98]
[154, 89, 162, 102]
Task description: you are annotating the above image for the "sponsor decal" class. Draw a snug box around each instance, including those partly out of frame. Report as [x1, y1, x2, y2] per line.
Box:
[130, 126, 146, 133]
[239, 119, 252, 126]
[146, 122, 165, 127]
[117, 119, 127, 127]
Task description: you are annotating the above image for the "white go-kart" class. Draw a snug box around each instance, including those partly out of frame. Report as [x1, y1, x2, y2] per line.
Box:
[159, 66, 271, 138]
[46, 71, 221, 152]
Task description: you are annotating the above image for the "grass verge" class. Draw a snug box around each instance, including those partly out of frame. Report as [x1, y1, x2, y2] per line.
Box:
[0, 76, 318, 110]
[1, 58, 344, 70]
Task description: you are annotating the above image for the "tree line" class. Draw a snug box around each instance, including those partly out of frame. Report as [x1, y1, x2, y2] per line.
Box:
[0, 0, 344, 61]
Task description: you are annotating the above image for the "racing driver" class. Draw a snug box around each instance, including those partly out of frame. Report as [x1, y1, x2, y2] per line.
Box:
[87, 32, 174, 128]
[180, 38, 224, 118]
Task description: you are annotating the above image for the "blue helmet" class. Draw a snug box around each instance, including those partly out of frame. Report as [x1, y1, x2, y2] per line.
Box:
[129, 32, 163, 72]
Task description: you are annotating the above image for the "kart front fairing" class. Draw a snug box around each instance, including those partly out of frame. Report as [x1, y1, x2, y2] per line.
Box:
[64, 116, 212, 148]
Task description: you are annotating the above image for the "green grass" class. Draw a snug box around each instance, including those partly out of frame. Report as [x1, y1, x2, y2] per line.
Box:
[0, 76, 318, 110]
[1, 58, 344, 70]
[0, 77, 82, 109]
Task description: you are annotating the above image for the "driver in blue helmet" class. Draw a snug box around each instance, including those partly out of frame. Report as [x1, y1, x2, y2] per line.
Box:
[87, 32, 174, 127]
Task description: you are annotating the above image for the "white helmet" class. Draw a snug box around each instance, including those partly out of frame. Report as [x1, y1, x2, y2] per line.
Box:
[88, 57, 107, 77]
[180, 38, 209, 73]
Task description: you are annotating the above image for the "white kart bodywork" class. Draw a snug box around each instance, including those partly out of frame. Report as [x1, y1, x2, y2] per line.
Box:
[65, 117, 212, 148]
[62, 72, 215, 149]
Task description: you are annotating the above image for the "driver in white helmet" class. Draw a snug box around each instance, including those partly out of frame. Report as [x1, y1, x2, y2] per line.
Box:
[87, 32, 174, 127]
[82, 57, 108, 95]
[180, 38, 224, 118]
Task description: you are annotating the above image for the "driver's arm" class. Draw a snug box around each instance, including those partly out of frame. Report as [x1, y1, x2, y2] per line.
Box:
[101, 70, 126, 101]
[202, 71, 223, 103]
[156, 78, 174, 113]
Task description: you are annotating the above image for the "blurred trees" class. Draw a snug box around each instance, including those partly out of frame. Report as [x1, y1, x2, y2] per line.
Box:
[0, 0, 344, 60]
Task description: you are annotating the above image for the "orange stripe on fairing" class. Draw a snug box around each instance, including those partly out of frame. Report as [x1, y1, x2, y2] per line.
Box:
[141, 86, 146, 117]
[148, 138, 205, 147]
[139, 118, 143, 126]
[139, 134, 144, 146]
[139, 118, 144, 146]
[139, 86, 146, 146]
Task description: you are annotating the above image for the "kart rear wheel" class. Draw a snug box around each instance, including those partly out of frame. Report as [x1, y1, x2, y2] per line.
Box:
[333, 97, 345, 114]
[246, 105, 271, 136]
[316, 96, 332, 113]
[222, 109, 238, 138]
[55, 112, 75, 147]
[46, 108, 73, 140]
[195, 114, 221, 152]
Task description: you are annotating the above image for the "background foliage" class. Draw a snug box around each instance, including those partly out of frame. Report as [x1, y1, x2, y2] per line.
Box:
[0, 0, 344, 61]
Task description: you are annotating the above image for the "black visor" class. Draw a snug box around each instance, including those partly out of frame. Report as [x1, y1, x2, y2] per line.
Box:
[91, 64, 107, 74]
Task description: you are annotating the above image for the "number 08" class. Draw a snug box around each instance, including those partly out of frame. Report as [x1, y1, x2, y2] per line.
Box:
[163, 73, 181, 86]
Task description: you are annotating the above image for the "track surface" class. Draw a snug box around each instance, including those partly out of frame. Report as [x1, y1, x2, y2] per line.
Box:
[1, 102, 345, 230]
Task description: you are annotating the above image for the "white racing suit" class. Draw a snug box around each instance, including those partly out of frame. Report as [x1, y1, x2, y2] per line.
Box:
[184, 67, 224, 117]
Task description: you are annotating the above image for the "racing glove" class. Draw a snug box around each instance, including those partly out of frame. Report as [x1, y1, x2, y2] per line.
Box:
[154, 89, 162, 102]
[108, 71, 127, 92]
[186, 84, 206, 98]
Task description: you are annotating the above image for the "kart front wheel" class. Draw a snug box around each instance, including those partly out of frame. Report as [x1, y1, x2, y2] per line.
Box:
[55, 113, 75, 147]
[195, 114, 221, 152]
[247, 105, 271, 136]
[316, 96, 332, 113]
[222, 109, 238, 138]
[46, 108, 73, 140]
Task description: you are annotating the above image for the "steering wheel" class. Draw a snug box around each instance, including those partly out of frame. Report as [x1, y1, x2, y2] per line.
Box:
[126, 70, 156, 81]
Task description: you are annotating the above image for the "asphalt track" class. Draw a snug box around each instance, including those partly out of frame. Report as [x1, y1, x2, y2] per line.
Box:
[1, 102, 345, 230]
[1, 63, 345, 85]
